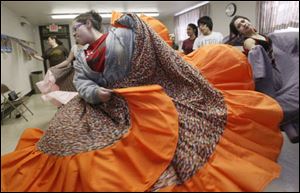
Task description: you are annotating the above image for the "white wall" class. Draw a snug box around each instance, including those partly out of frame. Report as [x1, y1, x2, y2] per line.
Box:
[159, 1, 256, 41]
[210, 1, 256, 37]
[160, 15, 175, 34]
[1, 4, 43, 94]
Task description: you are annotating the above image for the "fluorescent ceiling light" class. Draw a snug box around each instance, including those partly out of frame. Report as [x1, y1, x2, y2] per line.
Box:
[100, 13, 112, 18]
[51, 12, 159, 19]
[51, 14, 78, 19]
[174, 1, 209, 16]
[137, 13, 159, 17]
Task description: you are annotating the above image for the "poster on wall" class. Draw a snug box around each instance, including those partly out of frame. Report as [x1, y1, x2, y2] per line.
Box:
[15, 39, 38, 56]
[1, 35, 12, 53]
[1, 34, 38, 59]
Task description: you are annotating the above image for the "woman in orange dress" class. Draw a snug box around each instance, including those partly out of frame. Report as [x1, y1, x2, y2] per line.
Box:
[1, 11, 283, 192]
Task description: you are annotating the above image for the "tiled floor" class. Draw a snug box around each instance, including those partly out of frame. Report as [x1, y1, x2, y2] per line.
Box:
[1, 94, 299, 192]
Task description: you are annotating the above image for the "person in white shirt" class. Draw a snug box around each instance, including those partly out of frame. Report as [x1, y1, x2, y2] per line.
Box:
[193, 16, 223, 50]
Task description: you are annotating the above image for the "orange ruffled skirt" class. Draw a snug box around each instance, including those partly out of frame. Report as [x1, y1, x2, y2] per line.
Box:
[1, 44, 283, 192]
[166, 45, 283, 191]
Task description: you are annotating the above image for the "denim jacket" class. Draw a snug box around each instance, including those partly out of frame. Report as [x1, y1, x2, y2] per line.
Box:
[73, 15, 135, 104]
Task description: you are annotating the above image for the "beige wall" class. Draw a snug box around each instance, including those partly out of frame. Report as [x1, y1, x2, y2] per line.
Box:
[159, 1, 257, 39]
[1, 5, 43, 94]
[160, 15, 175, 34]
[210, 1, 256, 37]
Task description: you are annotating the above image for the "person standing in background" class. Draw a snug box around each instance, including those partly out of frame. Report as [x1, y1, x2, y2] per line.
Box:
[31, 35, 69, 68]
[51, 42, 85, 69]
[182, 23, 198, 55]
[193, 16, 223, 50]
[169, 33, 179, 50]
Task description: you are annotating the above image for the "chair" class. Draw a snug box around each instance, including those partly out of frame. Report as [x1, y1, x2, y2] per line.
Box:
[1, 84, 33, 122]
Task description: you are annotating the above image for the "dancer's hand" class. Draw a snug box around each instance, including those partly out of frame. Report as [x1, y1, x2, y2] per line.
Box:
[96, 87, 113, 102]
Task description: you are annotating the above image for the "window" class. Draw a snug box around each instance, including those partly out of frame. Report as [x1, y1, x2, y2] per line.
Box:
[257, 1, 299, 34]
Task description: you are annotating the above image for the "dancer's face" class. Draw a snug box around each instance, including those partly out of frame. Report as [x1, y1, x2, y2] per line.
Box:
[72, 21, 93, 45]
[234, 18, 254, 35]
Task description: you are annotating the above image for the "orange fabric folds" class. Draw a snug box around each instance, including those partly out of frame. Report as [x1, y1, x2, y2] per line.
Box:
[139, 15, 173, 46]
[157, 45, 284, 192]
[160, 90, 283, 192]
[181, 44, 254, 91]
[1, 85, 178, 192]
[111, 11, 173, 46]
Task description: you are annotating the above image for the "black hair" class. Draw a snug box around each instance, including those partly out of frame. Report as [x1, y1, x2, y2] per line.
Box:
[74, 10, 102, 32]
[188, 23, 198, 37]
[48, 35, 63, 45]
[197, 16, 213, 31]
[228, 15, 251, 41]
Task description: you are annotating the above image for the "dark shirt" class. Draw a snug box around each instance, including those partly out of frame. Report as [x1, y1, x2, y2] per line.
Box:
[43, 45, 69, 67]
[182, 38, 196, 55]
[85, 34, 108, 73]
[243, 34, 276, 66]
[172, 42, 179, 50]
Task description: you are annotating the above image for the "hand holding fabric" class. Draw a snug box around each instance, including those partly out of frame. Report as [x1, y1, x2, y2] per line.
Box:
[97, 87, 113, 102]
